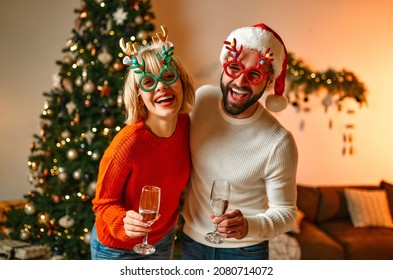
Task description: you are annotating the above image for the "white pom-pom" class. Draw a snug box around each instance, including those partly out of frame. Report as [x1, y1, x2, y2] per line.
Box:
[265, 94, 288, 112]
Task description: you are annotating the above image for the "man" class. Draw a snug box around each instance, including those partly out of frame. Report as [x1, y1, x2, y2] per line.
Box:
[182, 23, 298, 260]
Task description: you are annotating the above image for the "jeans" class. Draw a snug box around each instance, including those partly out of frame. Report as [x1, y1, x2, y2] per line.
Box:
[90, 224, 176, 260]
[181, 234, 269, 260]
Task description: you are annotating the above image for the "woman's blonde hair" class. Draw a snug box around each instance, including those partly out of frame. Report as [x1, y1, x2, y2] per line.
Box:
[123, 43, 195, 125]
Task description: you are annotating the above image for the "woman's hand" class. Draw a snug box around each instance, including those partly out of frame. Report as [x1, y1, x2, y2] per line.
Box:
[123, 210, 151, 238]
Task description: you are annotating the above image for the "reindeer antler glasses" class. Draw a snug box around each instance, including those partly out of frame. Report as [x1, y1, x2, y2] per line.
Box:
[120, 26, 178, 92]
[223, 38, 274, 85]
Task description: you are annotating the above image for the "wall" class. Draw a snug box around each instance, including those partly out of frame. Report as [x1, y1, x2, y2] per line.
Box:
[1, 0, 393, 200]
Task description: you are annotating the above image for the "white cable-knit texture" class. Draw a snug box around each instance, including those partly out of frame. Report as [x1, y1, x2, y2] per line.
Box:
[182, 85, 299, 248]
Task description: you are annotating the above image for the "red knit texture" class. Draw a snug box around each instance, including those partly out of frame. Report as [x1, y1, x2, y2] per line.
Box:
[92, 113, 190, 250]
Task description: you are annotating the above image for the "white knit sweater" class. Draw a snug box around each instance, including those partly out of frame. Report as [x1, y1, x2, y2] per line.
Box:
[182, 85, 298, 248]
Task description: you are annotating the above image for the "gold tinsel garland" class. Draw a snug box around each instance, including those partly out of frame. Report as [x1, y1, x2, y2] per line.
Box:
[285, 52, 367, 110]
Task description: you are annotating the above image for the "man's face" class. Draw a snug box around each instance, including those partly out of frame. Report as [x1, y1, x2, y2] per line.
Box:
[220, 48, 272, 119]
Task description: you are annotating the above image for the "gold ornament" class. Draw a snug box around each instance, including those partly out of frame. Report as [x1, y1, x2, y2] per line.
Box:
[66, 148, 79, 160]
[24, 203, 36, 215]
[113, 61, 124, 71]
[83, 80, 95, 94]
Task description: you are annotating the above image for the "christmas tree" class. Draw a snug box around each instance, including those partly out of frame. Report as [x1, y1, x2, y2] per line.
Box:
[3, 0, 155, 259]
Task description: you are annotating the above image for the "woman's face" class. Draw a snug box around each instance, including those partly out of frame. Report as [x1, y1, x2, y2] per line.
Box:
[138, 73, 184, 122]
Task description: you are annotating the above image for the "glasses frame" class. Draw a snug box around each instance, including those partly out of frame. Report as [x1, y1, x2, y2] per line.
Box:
[138, 65, 178, 92]
[223, 59, 271, 85]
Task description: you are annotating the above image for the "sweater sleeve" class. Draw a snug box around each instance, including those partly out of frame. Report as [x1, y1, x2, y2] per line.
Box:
[92, 130, 135, 241]
[246, 131, 298, 240]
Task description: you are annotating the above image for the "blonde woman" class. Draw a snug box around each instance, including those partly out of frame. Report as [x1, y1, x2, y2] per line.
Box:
[91, 32, 195, 260]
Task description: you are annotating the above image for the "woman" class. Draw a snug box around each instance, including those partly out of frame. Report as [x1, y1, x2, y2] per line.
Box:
[91, 29, 195, 260]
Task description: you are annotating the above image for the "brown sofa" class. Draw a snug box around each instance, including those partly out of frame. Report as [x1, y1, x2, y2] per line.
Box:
[290, 180, 393, 259]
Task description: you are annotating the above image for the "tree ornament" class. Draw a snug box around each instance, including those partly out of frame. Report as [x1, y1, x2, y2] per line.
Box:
[66, 148, 79, 160]
[98, 48, 113, 65]
[91, 151, 100, 161]
[98, 83, 113, 97]
[20, 230, 30, 240]
[58, 171, 68, 182]
[73, 112, 80, 124]
[83, 232, 92, 244]
[113, 60, 124, 71]
[58, 215, 75, 229]
[24, 202, 36, 215]
[62, 78, 73, 93]
[66, 101, 76, 115]
[62, 54, 73, 65]
[135, 15, 143, 25]
[52, 194, 60, 204]
[61, 130, 71, 139]
[117, 93, 124, 108]
[84, 99, 92, 108]
[38, 212, 51, 225]
[73, 169, 82, 180]
[103, 116, 115, 127]
[84, 130, 94, 145]
[52, 74, 61, 88]
[113, 7, 128, 25]
[82, 80, 96, 94]
[88, 181, 96, 196]
[75, 76, 83, 87]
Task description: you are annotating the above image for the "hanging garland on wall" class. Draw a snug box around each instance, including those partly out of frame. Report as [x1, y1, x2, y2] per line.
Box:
[284, 52, 367, 156]
[285, 52, 367, 111]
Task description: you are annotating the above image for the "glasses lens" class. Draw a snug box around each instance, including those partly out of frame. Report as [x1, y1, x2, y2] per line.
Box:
[160, 68, 178, 84]
[246, 68, 264, 84]
[224, 61, 243, 78]
[139, 74, 157, 92]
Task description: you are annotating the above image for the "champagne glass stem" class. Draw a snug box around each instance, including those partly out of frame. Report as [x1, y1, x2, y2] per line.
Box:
[143, 233, 148, 245]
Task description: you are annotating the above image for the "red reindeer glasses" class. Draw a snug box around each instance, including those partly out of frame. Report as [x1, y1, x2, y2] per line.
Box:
[223, 38, 274, 85]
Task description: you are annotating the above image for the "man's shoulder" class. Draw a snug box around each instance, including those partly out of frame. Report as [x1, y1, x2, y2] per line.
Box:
[196, 84, 220, 96]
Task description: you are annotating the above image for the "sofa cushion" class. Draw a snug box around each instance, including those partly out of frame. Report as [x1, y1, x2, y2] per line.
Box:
[296, 185, 320, 222]
[290, 220, 345, 260]
[344, 188, 393, 228]
[380, 180, 393, 216]
[316, 186, 380, 224]
[320, 219, 393, 259]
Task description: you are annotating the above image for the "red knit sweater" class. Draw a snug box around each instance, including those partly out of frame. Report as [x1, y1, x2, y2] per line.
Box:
[92, 113, 190, 250]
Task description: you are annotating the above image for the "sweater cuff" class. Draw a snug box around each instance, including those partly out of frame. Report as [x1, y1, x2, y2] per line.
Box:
[245, 215, 261, 238]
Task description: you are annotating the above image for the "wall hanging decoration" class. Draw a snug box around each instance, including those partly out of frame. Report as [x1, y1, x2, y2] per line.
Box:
[285, 52, 367, 156]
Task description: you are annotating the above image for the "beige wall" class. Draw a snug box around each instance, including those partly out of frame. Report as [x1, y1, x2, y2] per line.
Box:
[1, 0, 393, 200]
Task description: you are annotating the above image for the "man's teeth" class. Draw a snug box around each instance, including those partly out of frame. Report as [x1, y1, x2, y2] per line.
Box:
[232, 88, 247, 95]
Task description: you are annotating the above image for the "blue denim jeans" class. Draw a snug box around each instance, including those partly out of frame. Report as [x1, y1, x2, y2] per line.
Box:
[181, 234, 269, 260]
[90, 224, 176, 260]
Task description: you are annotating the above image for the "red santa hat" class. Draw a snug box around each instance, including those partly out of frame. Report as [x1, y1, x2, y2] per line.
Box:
[220, 23, 288, 112]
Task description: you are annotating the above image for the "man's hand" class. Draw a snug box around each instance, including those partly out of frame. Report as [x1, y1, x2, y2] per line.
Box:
[211, 209, 248, 239]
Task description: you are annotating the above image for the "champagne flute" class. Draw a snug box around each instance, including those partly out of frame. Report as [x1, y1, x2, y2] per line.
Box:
[205, 179, 230, 244]
[133, 185, 161, 255]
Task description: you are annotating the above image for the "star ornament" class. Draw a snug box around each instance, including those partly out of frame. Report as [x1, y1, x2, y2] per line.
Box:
[98, 84, 113, 97]
[113, 7, 128, 25]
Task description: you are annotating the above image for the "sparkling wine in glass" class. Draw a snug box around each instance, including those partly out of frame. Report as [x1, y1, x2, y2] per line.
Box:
[133, 185, 161, 255]
[205, 179, 230, 244]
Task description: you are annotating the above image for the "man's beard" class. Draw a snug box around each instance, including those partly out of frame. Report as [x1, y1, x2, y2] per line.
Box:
[220, 78, 265, 116]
